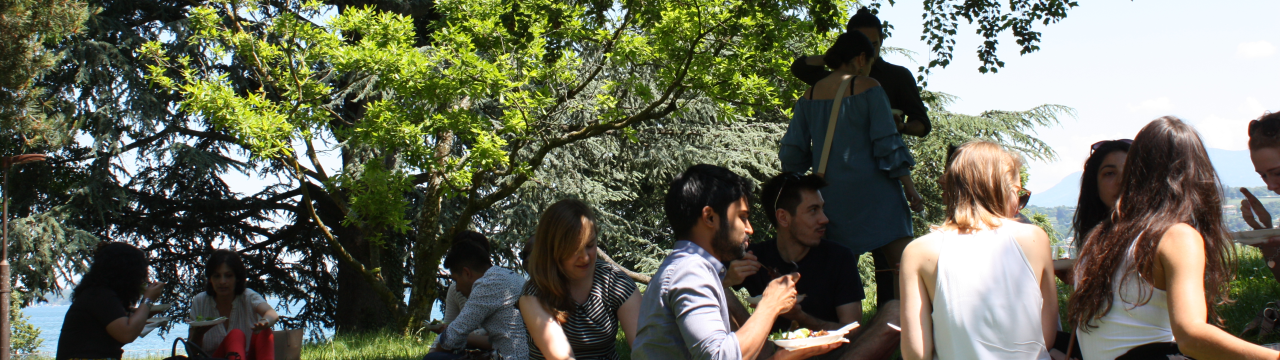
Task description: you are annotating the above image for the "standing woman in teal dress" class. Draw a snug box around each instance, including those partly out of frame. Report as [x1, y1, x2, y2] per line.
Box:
[779, 31, 922, 302]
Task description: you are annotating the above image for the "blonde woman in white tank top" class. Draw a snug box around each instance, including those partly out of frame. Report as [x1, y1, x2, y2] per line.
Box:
[900, 141, 1059, 360]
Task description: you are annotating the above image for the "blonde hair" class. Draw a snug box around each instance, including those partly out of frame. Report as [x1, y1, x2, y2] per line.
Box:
[939, 141, 1023, 232]
[525, 199, 597, 323]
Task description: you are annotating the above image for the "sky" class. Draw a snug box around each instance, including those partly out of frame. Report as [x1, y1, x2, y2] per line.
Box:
[867, 0, 1280, 193]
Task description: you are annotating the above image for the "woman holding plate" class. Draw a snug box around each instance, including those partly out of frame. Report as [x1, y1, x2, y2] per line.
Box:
[189, 249, 278, 360]
[56, 242, 166, 360]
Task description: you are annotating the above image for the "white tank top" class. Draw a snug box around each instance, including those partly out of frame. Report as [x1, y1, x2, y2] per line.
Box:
[932, 228, 1050, 360]
[1075, 242, 1174, 360]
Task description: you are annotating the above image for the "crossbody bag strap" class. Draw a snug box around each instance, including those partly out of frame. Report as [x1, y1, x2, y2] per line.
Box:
[816, 76, 853, 178]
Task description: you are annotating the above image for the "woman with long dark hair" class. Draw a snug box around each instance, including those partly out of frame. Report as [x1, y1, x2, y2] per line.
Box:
[56, 242, 164, 360]
[1069, 117, 1279, 359]
[1070, 139, 1131, 247]
[519, 199, 640, 360]
[188, 249, 278, 360]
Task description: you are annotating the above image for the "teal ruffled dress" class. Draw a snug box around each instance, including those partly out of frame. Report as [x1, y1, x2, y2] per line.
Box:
[779, 85, 915, 255]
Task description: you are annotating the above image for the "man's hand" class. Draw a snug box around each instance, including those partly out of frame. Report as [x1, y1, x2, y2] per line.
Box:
[779, 302, 805, 321]
[723, 252, 762, 287]
[427, 322, 447, 334]
[769, 341, 843, 360]
[759, 274, 799, 316]
[1241, 188, 1272, 230]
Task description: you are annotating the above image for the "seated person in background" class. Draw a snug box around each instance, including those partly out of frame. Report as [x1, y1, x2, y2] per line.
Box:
[427, 238, 528, 360]
[1238, 111, 1280, 279]
[189, 249, 279, 360]
[733, 172, 901, 360]
[57, 242, 166, 360]
[429, 231, 494, 350]
[520, 199, 641, 360]
[631, 164, 838, 360]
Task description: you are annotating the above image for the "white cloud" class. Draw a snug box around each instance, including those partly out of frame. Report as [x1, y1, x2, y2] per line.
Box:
[1126, 97, 1173, 113]
[1243, 97, 1268, 118]
[1191, 114, 1250, 151]
[1237, 41, 1277, 59]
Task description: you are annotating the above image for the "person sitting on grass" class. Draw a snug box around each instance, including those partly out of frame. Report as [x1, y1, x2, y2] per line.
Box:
[631, 164, 838, 360]
[426, 238, 528, 360]
[188, 249, 280, 360]
[428, 231, 496, 351]
[57, 242, 166, 360]
[899, 141, 1058, 360]
[734, 172, 901, 360]
[519, 199, 641, 360]
[1070, 117, 1280, 359]
[1237, 111, 1280, 280]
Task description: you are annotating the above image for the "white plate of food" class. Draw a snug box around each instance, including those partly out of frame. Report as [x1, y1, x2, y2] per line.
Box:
[149, 303, 172, 313]
[186, 316, 228, 327]
[746, 294, 806, 306]
[1232, 229, 1280, 246]
[770, 322, 859, 350]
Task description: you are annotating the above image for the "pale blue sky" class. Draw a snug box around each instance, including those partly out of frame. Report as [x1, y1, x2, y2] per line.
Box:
[869, 0, 1280, 192]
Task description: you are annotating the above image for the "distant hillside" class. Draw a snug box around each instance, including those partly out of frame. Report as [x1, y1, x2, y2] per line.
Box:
[1031, 148, 1264, 208]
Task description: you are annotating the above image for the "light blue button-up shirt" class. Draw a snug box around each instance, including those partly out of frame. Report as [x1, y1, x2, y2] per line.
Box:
[632, 240, 742, 360]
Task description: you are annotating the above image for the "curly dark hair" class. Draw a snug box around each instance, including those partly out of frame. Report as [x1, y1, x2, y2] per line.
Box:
[74, 242, 149, 309]
[205, 249, 247, 297]
[1248, 111, 1280, 151]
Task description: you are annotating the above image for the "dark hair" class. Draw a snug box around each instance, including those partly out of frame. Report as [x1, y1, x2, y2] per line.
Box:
[823, 31, 876, 69]
[204, 249, 248, 297]
[1248, 111, 1280, 151]
[761, 172, 828, 226]
[1069, 116, 1234, 332]
[74, 242, 149, 309]
[526, 199, 597, 323]
[1071, 140, 1132, 247]
[453, 230, 492, 253]
[845, 7, 883, 35]
[664, 164, 756, 240]
[444, 240, 492, 273]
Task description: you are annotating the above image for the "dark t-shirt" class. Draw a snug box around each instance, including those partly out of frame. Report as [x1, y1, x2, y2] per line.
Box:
[57, 287, 128, 360]
[790, 57, 932, 137]
[737, 238, 865, 333]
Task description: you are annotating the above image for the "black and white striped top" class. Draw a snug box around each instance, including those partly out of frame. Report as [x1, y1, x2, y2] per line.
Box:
[525, 260, 637, 360]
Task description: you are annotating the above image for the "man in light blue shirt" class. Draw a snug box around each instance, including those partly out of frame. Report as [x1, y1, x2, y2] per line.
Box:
[632, 164, 840, 360]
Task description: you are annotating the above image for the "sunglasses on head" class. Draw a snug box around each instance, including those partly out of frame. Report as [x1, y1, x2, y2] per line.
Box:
[771, 172, 804, 212]
[1090, 139, 1133, 154]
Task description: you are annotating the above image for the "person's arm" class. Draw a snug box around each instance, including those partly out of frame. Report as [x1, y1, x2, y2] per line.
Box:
[105, 282, 164, 344]
[1160, 224, 1280, 360]
[891, 67, 931, 137]
[251, 292, 280, 331]
[519, 296, 575, 360]
[618, 290, 641, 347]
[900, 238, 936, 360]
[737, 274, 799, 360]
[1014, 224, 1059, 350]
[436, 276, 502, 352]
[899, 175, 924, 212]
[780, 303, 854, 331]
[789, 56, 829, 87]
[779, 103, 813, 174]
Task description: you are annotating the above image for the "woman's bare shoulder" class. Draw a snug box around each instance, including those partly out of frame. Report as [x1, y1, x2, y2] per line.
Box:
[851, 76, 882, 96]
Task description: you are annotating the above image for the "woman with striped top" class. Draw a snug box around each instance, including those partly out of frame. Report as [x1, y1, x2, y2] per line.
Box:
[519, 199, 641, 360]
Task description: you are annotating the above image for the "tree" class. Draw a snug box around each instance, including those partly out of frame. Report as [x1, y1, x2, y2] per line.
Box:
[29, 0, 1082, 334]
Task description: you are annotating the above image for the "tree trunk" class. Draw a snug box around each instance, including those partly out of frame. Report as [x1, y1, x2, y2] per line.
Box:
[333, 223, 398, 333]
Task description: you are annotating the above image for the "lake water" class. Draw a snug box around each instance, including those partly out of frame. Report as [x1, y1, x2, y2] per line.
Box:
[20, 299, 444, 358]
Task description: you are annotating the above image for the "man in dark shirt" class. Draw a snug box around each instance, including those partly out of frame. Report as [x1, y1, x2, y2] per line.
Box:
[728, 172, 901, 360]
[790, 8, 931, 138]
